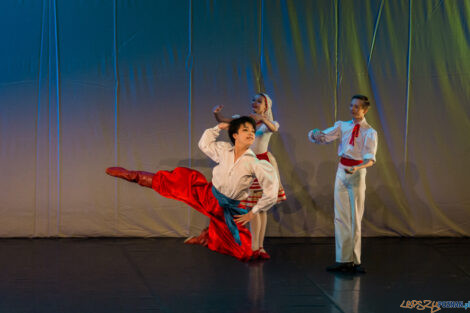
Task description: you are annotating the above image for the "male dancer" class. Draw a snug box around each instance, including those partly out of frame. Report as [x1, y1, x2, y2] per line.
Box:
[106, 117, 279, 261]
[308, 95, 378, 273]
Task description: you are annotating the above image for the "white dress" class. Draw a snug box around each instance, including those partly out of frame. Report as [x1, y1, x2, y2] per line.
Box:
[240, 120, 287, 208]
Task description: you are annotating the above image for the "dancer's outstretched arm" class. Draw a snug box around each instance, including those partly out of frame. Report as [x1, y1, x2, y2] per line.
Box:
[308, 122, 342, 144]
[213, 105, 233, 123]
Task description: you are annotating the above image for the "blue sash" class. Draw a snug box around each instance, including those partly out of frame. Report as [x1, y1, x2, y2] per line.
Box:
[211, 186, 248, 246]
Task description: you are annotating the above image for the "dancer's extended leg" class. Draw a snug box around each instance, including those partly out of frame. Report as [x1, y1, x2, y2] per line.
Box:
[152, 167, 253, 261]
[108, 166, 252, 261]
[106, 167, 153, 188]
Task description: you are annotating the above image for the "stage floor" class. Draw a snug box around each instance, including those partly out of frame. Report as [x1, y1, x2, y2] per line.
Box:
[0, 237, 468, 313]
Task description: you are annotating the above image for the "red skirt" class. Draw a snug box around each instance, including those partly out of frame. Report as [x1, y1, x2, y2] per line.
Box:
[152, 167, 253, 261]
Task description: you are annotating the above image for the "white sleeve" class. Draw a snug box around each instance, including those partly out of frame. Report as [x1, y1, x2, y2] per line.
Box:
[251, 160, 279, 214]
[362, 130, 378, 162]
[198, 125, 232, 163]
[308, 121, 342, 144]
[270, 120, 280, 132]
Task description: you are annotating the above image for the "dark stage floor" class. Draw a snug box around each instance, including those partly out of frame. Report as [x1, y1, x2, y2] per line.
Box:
[0, 237, 469, 313]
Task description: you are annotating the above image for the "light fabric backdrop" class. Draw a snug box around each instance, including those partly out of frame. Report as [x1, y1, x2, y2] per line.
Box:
[0, 0, 468, 237]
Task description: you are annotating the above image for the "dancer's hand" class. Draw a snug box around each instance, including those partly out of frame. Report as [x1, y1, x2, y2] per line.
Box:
[249, 113, 264, 123]
[311, 129, 322, 140]
[234, 211, 255, 226]
[345, 167, 358, 174]
[213, 105, 224, 113]
[311, 129, 326, 142]
[218, 122, 229, 130]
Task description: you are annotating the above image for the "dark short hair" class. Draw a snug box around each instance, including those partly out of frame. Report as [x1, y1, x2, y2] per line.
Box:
[228, 116, 256, 144]
[351, 94, 370, 109]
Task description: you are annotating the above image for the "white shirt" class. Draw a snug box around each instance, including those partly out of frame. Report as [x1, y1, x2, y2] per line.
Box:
[308, 118, 378, 162]
[198, 125, 279, 214]
[251, 121, 280, 155]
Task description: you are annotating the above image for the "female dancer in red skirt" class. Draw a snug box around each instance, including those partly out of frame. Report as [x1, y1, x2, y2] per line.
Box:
[106, 117, 279, 261]
[211, 93, 286, 260]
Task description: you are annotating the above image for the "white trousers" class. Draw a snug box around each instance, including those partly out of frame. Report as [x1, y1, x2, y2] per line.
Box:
[334, 165, 366, 264]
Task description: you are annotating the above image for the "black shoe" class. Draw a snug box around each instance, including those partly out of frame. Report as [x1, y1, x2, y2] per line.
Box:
[326, 262, 354, 272]
[353, 264, 366, 273]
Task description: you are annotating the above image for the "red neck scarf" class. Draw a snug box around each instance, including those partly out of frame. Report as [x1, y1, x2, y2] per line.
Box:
[349, 124, 360, 146]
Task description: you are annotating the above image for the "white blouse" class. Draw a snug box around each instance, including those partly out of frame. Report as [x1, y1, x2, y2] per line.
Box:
[308, 118, 378, 162]
[198, 125, 279, 214]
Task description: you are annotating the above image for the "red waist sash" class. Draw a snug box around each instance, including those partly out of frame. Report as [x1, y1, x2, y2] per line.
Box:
[340, 157, 363, 166]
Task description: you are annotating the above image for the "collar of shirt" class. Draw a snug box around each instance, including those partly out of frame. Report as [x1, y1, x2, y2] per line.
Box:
[225, 146, 256, 171]
[350, 118, 370, 129]
[227, 146, 257, 159]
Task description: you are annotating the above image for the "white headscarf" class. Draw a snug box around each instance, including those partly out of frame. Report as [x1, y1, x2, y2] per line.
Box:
[259, 93, 274, 122]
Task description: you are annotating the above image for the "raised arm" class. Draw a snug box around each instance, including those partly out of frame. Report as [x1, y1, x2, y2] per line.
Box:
[213, 105, 234, 123]
[250, 113, 279, 132]
[198, 123, 231, 163]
